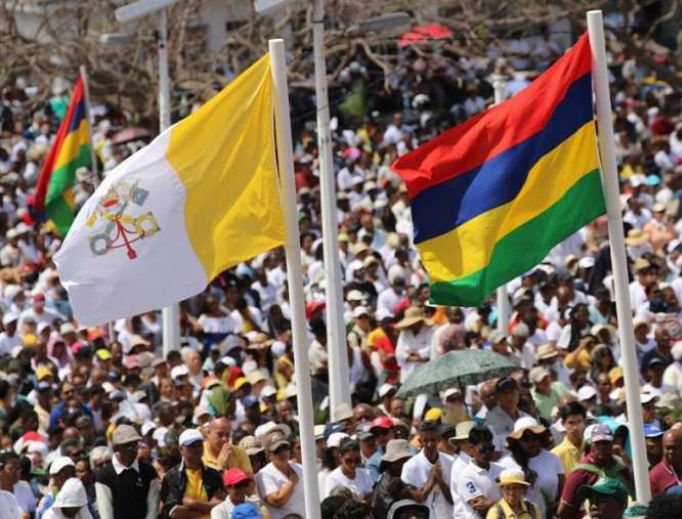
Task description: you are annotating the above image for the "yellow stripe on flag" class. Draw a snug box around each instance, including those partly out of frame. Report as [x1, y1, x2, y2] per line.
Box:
[420, 121, 600, 282]
[166, 54, 285, 280]
[53, 118, 91, 172]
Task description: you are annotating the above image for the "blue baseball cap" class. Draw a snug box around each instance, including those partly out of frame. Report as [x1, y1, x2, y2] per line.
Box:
[242, 395, 260, 409]
[232, 502, 262, 519]
[644, 423, 663, 438]
[323, 422, 347, 440]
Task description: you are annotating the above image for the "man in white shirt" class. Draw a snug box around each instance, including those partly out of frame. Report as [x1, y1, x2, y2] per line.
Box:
[401, 420, 453, 518]
[452, 426, 504, 519]
[484, 377, 531, 452]
[0, 314, 21, 356]
[395, 307, 434, 383]
[18, 293, 63, 331]
[629, 258, 657, 311]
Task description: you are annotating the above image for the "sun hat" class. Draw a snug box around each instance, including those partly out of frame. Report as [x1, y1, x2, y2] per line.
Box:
[54, 478, 88, 508]
[451, 421, 476, 443]
[507, 416, 546, 441]
[441, 387, 462, 402]
[395, 307, 426, 329]
[488, 330, 507, 345]
[537, 344, 559, 360]
[498, 468, 530, 487]
[179, 428, 204, 447]
[333, 403, 353, 422]
[529, 366, 550, 385]
[239, 436, 264, 456]
[381, 439, 412, 464]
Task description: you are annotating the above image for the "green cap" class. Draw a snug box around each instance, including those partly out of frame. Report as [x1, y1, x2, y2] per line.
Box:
[623, 503, 647, 519]
[577, 477, 628, 504]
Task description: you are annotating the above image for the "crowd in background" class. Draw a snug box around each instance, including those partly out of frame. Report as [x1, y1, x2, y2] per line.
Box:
[2, 14, 682, 519]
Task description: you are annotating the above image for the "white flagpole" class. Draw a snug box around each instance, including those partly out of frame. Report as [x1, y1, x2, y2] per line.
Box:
[493, 75, 510, 333]
[78, 65, 100, 183]
[157, 7, 181, 357]
[587, 9, 651, 504]
[313, 0, 351, 411]
[269, 38, 322, 519]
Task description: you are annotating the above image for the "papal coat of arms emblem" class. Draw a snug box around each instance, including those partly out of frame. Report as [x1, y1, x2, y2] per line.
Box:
[86, 180, 160, 259]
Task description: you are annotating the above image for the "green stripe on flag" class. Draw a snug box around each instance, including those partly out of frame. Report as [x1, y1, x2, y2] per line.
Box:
[430, 169, 605, 307]
[46, 143, 91, 206]
[47, 193, 75, 237]
[45, 143, 91, 236]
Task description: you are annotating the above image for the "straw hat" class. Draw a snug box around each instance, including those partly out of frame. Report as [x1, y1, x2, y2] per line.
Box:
[625, 229, 650, 247]
[498, 468, 530, 487]
[395, 307, 426, 330]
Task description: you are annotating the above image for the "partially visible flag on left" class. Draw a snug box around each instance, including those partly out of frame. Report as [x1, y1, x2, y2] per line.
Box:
[35, 75, 91, 237]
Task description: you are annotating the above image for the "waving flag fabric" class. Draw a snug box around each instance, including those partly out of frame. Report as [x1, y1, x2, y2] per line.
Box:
[35, 76, 91, 236]
[55, 54, 285, 326]
[392, 33, 606, 307]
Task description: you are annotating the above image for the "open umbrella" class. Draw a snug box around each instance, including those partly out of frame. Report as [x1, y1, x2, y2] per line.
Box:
[111, 127, 151, 145]
[398, 24, 453, 47]
[396, 349, 519, 398]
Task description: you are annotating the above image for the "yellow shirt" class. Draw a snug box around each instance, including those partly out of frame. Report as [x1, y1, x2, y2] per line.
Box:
[551, 436, 583, 475]
[202, 443, 253, 473]
[486, 498, 540, 519]
[184, 467, 209, 519]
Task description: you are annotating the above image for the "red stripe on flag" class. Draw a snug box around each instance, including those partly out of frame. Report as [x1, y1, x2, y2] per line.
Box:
[392, 32, 592, 199]
[34, 76, 85, 212]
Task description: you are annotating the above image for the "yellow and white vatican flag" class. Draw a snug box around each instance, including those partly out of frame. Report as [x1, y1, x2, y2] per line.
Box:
[54, 54, 285, 326]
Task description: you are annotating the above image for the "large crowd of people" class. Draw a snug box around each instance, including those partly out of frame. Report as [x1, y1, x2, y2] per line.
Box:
[1, 14, 682, 519]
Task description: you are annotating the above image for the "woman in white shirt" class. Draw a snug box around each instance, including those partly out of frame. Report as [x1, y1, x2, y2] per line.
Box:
[499, 418, 564, 519]
[324, 438, 373, 503]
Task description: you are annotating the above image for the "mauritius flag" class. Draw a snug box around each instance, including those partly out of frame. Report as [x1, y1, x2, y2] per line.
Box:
[392, 33, 606, 307]
[35, 75, 92, 237]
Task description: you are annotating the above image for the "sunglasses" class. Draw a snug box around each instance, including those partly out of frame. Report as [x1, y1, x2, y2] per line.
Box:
[232, 481, 250, 490]
[520, 433, 541, 443]
[343, 457, 362, 466]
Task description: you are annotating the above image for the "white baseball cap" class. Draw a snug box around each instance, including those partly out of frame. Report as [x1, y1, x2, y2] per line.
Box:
[49, 456, 75, 476]
[578, 385, 597, 401]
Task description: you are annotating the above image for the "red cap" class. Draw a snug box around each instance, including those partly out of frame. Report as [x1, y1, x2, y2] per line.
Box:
[305, 300, 326, 320]
[222, 467, 251, 487]
[370, 416, 394, 431]
[33, 293, 45, 302]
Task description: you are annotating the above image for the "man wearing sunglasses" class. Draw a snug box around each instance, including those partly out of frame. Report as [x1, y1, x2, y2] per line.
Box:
[210, 468, 266, 519]
[453, 426, 505, 519]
